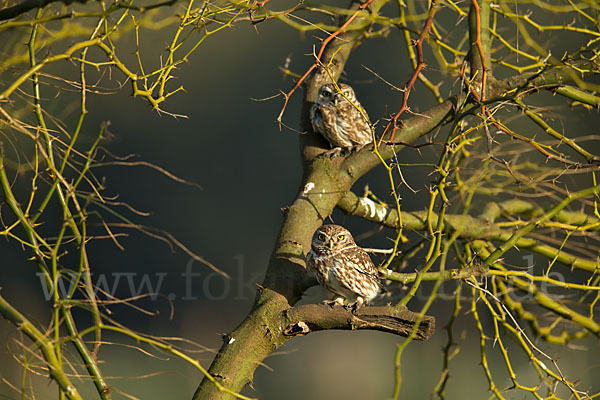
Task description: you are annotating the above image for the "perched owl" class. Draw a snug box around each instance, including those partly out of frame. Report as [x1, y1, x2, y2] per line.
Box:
[310, 83, 373, 150]
[306, 224, 382, 308]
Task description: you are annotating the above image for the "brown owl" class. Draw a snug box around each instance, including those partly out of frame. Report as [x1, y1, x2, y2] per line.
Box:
[309, 83, 373, 150]
[306, 224, 382, 308]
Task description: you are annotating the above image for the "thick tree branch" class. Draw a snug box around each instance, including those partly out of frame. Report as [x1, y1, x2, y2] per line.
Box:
[338, 191, 600, 232]
[337, 191, 600, 273]
[0, 0, 86, 21]
[488, 60, 600, 97]
[468, 0, 492, 89]
[281, 304, 435, 340]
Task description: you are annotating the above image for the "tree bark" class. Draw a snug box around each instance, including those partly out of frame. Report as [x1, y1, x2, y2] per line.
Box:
[282, 304, 435, 340]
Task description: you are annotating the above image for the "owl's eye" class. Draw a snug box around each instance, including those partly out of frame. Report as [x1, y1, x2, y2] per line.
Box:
[321, 91, 331, 97]
[318, 233, 326, 241]
[337, 234, 345, 240]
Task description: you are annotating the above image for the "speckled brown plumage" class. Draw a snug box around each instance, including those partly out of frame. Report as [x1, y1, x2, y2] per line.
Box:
[306, 225, 381, 307]
[310, 83, 372, 149]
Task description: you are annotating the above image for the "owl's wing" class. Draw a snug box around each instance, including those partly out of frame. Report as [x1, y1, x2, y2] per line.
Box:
[356, 105, 372, 130]
[339, 95, 370, 125]
[348, 248, 382, 286]
[337, 100, 372, 146]
[305, 249, 320, 274]
[358, 104, 370, 125]
[309, 104, 322, 132]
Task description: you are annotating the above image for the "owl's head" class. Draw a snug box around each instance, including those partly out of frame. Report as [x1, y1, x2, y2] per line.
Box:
[315, 83, 357, 107]
[310, 224, 356, 253]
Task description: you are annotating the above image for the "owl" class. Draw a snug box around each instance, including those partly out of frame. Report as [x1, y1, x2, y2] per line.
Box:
[306, 224, 382, 309]
[310, 83, 373, 150]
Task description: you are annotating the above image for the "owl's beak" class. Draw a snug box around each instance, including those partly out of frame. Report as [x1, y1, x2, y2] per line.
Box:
[328, 239, 334, 249]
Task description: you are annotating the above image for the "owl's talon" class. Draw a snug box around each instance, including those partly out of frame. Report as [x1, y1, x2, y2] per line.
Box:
[323, 297, 344, 307]
[350, 144, 367, 153]
[346, 298, 365, 313]
[317, 147, 345, 158]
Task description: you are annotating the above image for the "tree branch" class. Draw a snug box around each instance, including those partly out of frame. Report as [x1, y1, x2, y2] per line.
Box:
[0, 0, 87, 21]
[0, 293, 84, 400]
[338, 191, 600, 273]
[468, 0, 492, 88]
[338, 191, 599, 232]
[282, 304, 435, 340]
